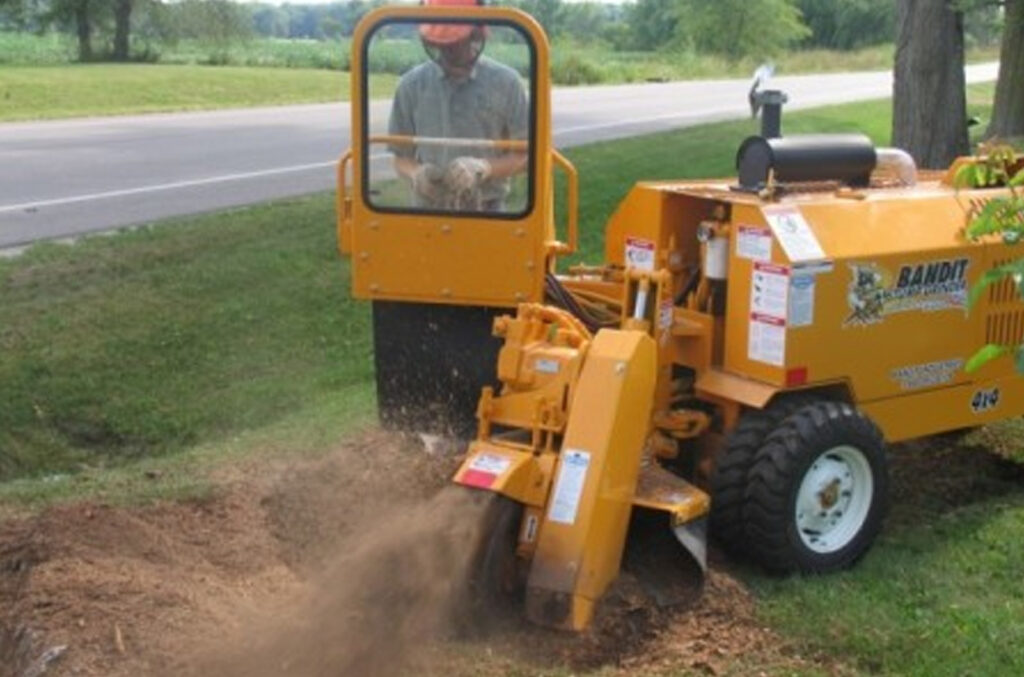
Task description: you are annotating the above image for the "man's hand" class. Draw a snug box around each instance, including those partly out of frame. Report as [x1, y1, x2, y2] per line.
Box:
[411, 163, 445, 203]
[445, 157, 492, 193]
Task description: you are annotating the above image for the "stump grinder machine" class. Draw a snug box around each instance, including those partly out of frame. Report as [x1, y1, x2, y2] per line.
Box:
[337, 4, 1024, 631]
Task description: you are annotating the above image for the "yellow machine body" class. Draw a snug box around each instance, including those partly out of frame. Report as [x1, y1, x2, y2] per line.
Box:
[599, 175, 1024, 441]
[451, 306, 706, 630]
[341, 4, 1024, 632]
[523, 329, 655, 631]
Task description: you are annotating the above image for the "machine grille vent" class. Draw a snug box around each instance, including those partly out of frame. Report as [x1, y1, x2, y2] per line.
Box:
[968, 196, 992, 220]
[986, 310, 1024, 346]
[988, 259, 1019, 306]
[986, 259, 1024, 345]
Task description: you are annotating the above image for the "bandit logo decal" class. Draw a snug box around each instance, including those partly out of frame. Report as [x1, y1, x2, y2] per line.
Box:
[845, 258, 969, 326]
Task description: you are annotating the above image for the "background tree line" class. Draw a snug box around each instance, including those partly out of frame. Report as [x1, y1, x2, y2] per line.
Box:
[0, 0, 256, 61]
[0, 0, 1019, 158]
[0, 0, 1007, 63]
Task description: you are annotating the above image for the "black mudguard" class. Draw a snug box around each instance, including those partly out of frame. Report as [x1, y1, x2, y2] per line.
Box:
[371, 300, 504, 438]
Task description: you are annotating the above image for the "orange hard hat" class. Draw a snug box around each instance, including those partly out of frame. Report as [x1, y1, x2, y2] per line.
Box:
[419, 0, 484, 45]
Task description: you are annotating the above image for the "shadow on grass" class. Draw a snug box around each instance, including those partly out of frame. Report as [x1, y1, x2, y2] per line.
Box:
[888, 432, 1024, 530]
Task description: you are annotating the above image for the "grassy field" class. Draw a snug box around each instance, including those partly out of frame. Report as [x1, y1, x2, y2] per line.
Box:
[0, 30, 1001, 121]
[2, 84, 1022, 674]
[0, 199, 375, 489]
[0, 64, 403, 121]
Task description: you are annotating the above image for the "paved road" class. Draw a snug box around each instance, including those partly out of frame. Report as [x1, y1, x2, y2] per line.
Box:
[0, 63, 998, 248]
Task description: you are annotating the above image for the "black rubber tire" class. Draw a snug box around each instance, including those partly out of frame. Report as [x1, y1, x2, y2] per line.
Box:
[467, 494, 524, 614]
[743, 401, 888, 574]
[710, 396, 813, 558]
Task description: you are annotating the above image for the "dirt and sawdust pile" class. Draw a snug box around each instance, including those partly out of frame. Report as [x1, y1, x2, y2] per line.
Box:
[0, 488, 295, 677]
[2, 429, 834, 677]
[0, 430, 467, 677]
[193, 487, 491, 677]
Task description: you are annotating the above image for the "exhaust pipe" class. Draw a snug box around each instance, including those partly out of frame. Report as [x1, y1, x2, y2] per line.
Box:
[875, 147, 917, 186]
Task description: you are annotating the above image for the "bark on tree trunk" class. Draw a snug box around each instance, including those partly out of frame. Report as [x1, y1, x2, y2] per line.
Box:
[987, 0, 1024, 140]
[75, 0, 92, 62]
[112, 0, 133, 61]
[892, 0, 969, 169]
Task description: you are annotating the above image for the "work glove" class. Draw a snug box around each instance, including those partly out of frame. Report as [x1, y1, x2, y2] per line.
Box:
[410, 163, 445, 204]
[445, 157, 492, 193]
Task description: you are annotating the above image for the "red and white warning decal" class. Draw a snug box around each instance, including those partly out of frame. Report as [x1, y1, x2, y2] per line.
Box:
[748, 312, 786, 366]
[751, 262, 790, 321]
[625, 236, 656, 271]
[460, 453, 512, 489]
[736, 224, 773, 262]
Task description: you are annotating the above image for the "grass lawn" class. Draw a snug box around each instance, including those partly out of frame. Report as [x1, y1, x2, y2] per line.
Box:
[1, 83, 1022, 674]
[0, 64, 396, 121]
[0, 198, 375, 489]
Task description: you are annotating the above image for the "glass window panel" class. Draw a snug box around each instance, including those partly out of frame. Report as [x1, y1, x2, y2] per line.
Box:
[365, 20, 534, 217]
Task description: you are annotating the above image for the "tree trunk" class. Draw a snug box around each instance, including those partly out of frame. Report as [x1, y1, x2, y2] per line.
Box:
[112, 0, 133, 61]
[75, 0, 92, 62]
[987, 0, 1024, 140]
[892, 0, 969, 169]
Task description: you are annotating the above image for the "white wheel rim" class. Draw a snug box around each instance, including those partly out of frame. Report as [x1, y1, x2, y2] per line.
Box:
[794, 445, 873, 554]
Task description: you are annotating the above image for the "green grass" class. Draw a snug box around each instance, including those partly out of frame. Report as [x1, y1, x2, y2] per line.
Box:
[0, 64, 396, 121]
[0, 386, 375, 517]
[0, 197, 375, 484]
[157, 37, 353, 70]
[0, 31, 76, 65]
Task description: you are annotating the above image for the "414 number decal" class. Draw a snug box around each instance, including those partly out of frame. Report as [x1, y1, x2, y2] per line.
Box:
[971, 387, 1000, 413]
